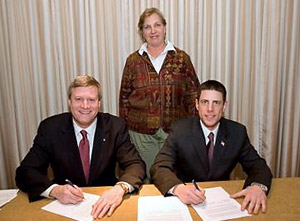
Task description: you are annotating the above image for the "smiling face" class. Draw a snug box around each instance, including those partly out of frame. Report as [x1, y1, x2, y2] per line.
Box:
[68, 86, 100, 128]
[196, 90, 227, 130]
[142, 13, 166, 48]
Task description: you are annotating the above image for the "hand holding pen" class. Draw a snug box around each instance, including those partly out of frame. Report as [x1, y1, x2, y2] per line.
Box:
[49, 179, 84, 204]
[173, 180, 206, 205]
[65, 179, 85, 198]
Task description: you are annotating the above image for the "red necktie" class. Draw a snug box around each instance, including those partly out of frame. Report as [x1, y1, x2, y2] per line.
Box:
[79, 130, 90, 183]
[207, 132, 215, 169]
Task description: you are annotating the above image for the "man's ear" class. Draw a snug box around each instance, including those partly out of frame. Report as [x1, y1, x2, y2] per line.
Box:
[98, 100, 101, 109]
[195, 99, 199, 111]
[223, 100, 228, 112]
[67, 99, 71, 111]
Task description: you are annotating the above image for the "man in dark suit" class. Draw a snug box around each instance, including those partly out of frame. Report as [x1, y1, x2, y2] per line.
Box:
[151, 80, 272, 215]
[16, 75, 145, 219]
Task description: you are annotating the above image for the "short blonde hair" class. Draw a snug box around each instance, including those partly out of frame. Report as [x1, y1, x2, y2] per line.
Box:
[68, 75, 102, 100]
[138, 8, 167, 42]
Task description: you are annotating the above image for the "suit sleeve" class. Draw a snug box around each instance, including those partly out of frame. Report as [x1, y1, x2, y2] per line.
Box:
[116, 121, 146, 190]
[15, 122, 53, 202]
[150, 128, 183, 195]
[238, 126, 273, 194]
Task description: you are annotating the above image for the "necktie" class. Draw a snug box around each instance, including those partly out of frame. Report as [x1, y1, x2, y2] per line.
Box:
[79, 130, 90, 183]
[207, 132, 215, 169]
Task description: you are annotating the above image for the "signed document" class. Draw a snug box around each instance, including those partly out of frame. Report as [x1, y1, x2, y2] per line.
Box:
[138, 195, 193, 221]
[192, 187, 250, 221]
[42, 192, 99, 221]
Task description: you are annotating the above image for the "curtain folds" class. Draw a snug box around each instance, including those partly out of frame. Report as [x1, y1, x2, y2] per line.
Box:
[0, 0, 299, 189]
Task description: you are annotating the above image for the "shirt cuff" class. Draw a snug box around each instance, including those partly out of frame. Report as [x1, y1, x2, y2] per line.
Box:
[40, 184, 58, 198]
[167, 186, 176, 195]
[116, 181, 134, 193]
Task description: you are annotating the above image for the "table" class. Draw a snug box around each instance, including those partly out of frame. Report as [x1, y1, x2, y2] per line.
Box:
[0, 178, 300, 220]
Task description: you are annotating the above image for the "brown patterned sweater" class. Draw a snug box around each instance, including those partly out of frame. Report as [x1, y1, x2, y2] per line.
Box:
[119, 47, 200, 134]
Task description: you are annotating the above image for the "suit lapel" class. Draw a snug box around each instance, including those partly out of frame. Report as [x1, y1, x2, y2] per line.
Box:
[89, 114, 106, 182]
[190, 117, 210, 174]
[60, 115, 86, 183]
[209, 118, 228, 177]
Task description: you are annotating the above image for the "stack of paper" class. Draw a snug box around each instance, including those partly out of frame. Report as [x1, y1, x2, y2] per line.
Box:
[138, 195, 193, 221]
[0, 189, 19, 210]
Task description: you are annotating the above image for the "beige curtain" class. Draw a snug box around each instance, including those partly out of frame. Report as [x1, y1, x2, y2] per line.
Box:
[0, 0, 299, 189]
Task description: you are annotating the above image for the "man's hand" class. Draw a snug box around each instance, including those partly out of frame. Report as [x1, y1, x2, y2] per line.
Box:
[91, 185, 125, 219]
[173, 183, 206, 205]
[230, 185, 267, 214]
[49, 184, 84, 204]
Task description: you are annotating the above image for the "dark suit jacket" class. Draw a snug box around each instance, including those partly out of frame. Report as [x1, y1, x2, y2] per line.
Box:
[151, 117, 272, 195]
[16, 112, 145, 202]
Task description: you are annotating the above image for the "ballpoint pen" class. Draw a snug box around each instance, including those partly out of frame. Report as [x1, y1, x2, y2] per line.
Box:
[192, 179, 206, 202]
[65, 179, 76, 188]
[192, 179, 200, 190]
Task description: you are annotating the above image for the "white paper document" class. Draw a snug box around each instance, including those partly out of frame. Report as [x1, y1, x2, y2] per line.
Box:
[42, 192, 100, 221]
[0, 189, 19, 209]
[192, 187, 250, 221]
[138, 195, 193, 221]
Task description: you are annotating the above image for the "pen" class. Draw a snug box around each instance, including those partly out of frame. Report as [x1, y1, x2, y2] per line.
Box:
[192, 179, 200, 190]
[65, 179, 76, 188]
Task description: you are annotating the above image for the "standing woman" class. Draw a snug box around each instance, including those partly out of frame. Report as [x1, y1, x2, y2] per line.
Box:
[119, 8, 200, 180]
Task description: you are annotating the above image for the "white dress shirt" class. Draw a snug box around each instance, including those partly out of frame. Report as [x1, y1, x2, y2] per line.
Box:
[138, 40, 176, 74]
[199, 120, 220, 146]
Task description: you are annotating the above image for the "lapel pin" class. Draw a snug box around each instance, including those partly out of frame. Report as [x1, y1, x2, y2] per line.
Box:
[221, 141, 225, 147]
[103, 138, 106, 142]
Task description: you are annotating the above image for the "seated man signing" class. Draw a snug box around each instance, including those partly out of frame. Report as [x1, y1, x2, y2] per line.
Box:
[151, 80, 272, 214]
[16, 75, 146, 219]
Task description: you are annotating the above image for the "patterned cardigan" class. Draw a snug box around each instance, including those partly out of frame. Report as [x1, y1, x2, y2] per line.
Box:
[119, 47, 200, 135]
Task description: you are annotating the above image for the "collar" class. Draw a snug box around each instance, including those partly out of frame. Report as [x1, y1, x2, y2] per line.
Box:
[138, 40, 176, 56]
[73, 117, 97, 137]
[200, 120, 220, 143]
